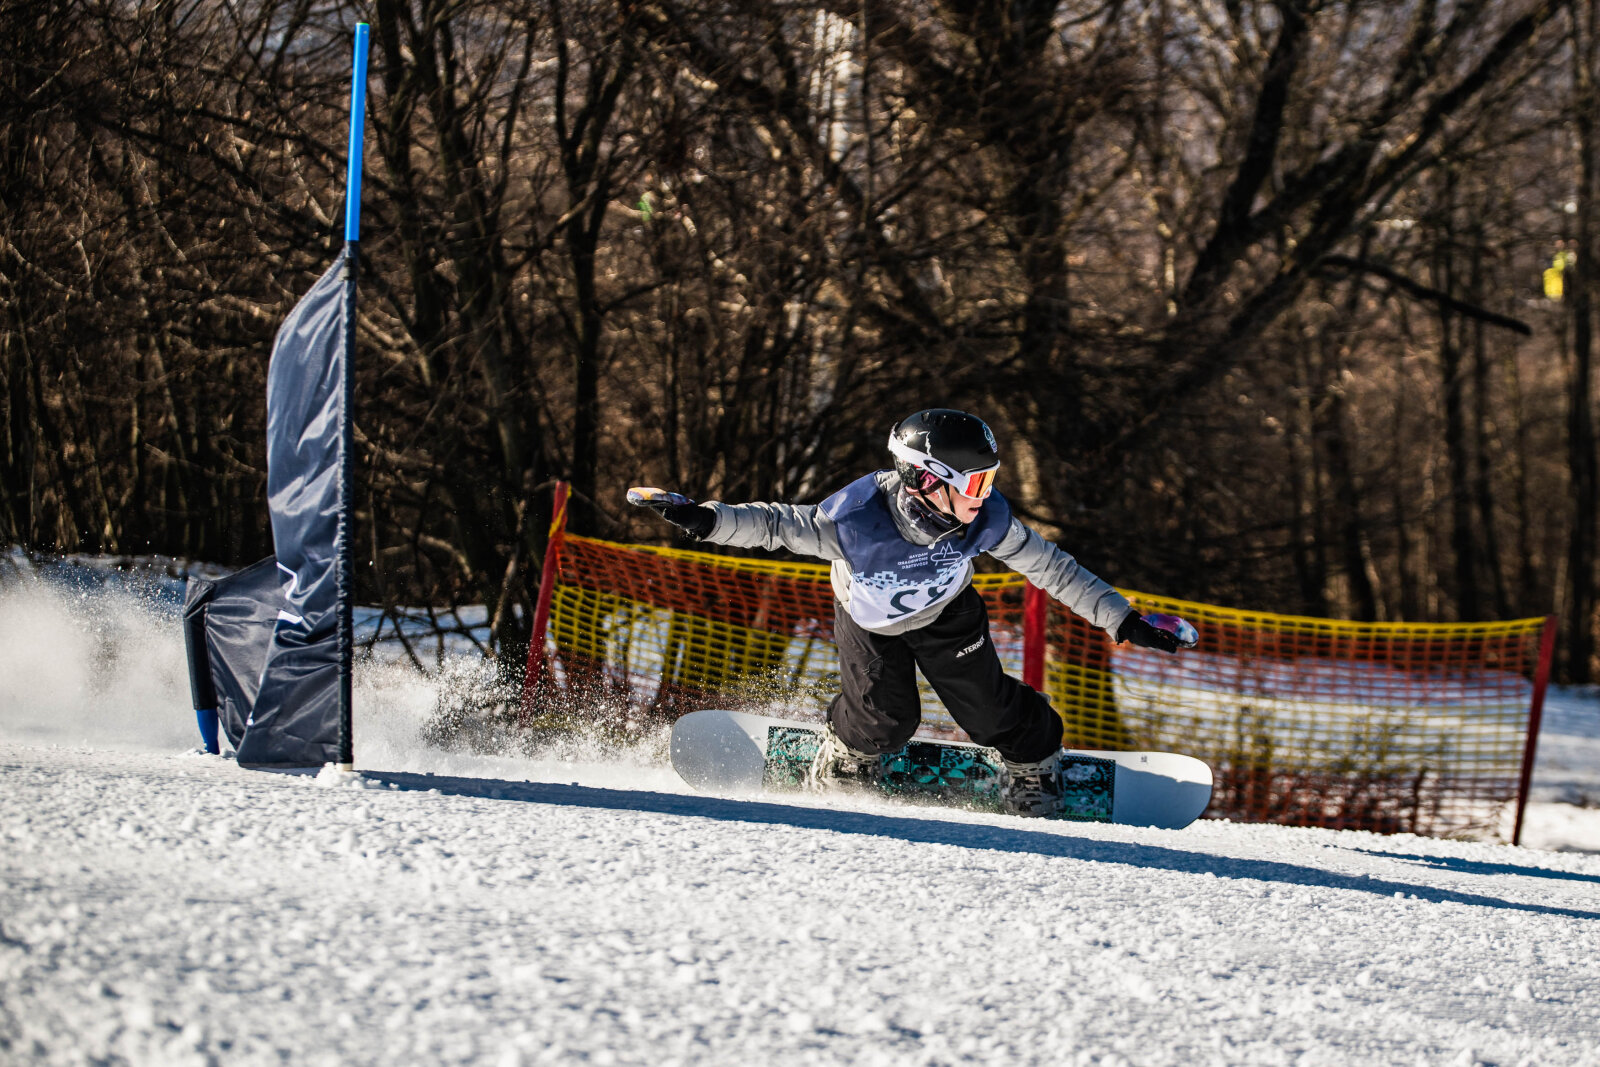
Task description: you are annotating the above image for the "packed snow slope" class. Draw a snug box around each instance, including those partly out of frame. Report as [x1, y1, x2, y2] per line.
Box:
[3, 565, 1600, 1065]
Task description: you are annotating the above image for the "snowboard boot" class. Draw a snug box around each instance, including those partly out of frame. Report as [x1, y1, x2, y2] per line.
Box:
[805, 723, 883, 793]
[1000, 751, 1064, 817]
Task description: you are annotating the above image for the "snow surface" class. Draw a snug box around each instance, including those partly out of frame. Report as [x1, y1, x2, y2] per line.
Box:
[4, 568, 1600, 1065]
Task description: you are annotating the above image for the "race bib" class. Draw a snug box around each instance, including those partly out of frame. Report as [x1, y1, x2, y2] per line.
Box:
[845, 540, 973, 628]
[821, 472, 1011, 631]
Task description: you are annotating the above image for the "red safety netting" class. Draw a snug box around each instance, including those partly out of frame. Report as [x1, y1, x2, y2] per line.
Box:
[523, 493, 1555, 841]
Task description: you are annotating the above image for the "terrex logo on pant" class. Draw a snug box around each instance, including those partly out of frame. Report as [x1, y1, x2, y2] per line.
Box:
[955, 636, 986, 658]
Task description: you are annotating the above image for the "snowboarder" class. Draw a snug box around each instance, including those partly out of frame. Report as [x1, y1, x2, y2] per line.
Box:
[629, 408, 1192, 817]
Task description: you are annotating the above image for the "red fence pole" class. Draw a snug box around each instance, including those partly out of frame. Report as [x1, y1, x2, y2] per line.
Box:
[520, 481, 570, 725]
[1511, 614, 1558, 846]
[1022, 583, 1047, 693]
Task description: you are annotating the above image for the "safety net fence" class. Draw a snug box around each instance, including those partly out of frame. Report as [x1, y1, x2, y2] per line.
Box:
[521, 489, 1556, 842]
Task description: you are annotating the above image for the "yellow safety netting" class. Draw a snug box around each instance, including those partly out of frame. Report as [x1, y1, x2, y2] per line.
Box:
[532, 534, 1552, 839]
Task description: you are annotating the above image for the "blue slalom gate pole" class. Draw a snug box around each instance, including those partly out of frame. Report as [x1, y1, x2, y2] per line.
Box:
[345, 23, 369, 244]
[337, 22, 369, 769]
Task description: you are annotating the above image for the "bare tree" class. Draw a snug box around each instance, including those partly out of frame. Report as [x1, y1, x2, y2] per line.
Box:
[6, 0, 1595, 679]
[1564, 0, 1598, 679]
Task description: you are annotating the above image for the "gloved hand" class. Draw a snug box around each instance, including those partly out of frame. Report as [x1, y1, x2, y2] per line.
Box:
[1116, 610, 1182, 653]
[626, 487, 715, 540]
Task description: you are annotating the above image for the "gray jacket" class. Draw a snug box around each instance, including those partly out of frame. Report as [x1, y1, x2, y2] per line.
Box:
[703, 471, 1132, 637]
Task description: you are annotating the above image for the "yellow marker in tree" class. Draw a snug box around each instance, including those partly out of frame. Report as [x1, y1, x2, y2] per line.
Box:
[1545, 251, 1575, 300]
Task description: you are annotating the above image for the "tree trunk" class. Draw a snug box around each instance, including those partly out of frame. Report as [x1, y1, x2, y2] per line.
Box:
[1467, 230, 1512, 619]
[1435, 171, 1481, 622]
[1567, 0, 1598, 680]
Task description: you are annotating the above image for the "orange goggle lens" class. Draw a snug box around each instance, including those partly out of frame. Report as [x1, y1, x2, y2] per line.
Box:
[958, 467, 998, 500]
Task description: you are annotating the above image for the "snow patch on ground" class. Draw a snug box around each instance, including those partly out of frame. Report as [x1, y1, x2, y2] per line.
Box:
[1517, 686, 1600, 853]
[3, 742, 1599, 1065]
[4, 567, 1600, 1063]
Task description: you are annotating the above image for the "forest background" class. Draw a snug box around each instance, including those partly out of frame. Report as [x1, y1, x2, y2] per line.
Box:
[5, 0, 1600, 683]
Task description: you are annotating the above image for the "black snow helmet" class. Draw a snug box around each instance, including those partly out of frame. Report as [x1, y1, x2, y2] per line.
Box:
[888, 409, 1001, 500]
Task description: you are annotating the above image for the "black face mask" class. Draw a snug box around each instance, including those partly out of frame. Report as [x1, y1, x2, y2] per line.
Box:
[894, 484, 964, 539]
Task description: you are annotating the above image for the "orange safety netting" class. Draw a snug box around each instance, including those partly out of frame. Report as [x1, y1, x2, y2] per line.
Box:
[526, 529, 1554, 841]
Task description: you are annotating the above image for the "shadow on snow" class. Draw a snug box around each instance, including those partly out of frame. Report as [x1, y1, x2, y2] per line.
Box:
[361, 770, 1600, 923]
[1347, 848, 1600, 886]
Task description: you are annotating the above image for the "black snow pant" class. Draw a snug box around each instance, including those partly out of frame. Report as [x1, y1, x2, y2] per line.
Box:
[827, 585, 1064, 764]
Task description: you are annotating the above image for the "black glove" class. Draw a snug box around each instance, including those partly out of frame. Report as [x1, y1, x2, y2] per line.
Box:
[626, 487, 715, 540]
[1116, 610, 1181, 654]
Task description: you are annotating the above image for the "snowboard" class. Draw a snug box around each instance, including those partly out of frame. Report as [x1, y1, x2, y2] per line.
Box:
[669, 709, 1213, 829]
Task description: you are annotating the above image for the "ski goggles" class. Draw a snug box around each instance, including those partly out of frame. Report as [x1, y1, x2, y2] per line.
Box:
[888, 438, 1000, 500]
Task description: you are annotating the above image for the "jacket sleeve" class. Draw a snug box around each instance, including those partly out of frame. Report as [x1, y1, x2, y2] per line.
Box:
[701, 501, 845, 561]
[988, 518, 1132, 635]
